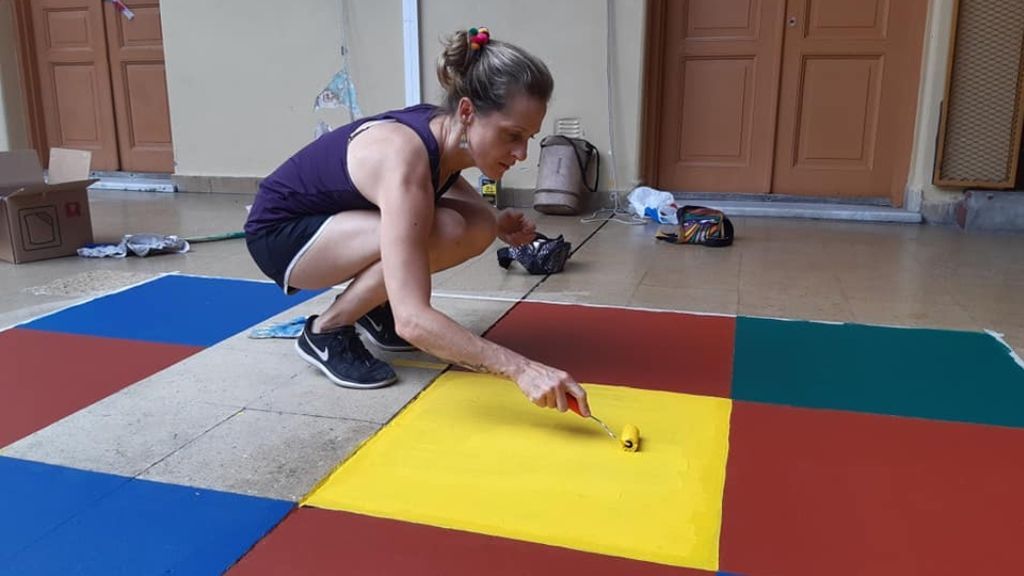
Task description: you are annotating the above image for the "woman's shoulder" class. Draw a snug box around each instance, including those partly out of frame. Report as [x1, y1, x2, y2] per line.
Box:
[346, 118, 432, 181]
[355, 103, 439, 127]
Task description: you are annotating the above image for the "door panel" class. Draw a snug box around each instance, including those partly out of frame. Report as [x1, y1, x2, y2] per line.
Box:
[104, 0, 173, 172]
[793, 56, 881, 169]
[679, 58, 753, 159]
[52, 65, 104, 140]
[30, 0, 119, 169]
[656, 0, 786, 193]
[772, 0, 928, 202]
[806, 0, 888, 38]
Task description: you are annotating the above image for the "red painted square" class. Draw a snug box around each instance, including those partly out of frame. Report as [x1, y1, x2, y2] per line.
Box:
[483, 302, 734, 397]
[0, 328, 202, 447]
[721, 401, 1024, 576]
[229, 507, 710, 575]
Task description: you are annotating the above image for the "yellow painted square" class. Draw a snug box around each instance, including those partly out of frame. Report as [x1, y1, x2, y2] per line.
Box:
[304, 372, 732, 570]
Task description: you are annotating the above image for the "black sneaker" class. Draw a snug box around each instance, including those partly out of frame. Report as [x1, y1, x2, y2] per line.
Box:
[295, 315, 397, 388]
[356, 303, 416, 352]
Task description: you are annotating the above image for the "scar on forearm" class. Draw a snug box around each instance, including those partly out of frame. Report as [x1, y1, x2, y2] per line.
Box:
[456, 361, 489, 374]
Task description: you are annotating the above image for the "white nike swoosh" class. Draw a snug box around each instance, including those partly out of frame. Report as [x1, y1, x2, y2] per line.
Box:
[305, 333, 329, 361]
[367, 317, 384, 332]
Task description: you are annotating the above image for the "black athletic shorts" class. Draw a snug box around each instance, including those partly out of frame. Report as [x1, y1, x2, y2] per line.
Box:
[245, 214, 332, 294]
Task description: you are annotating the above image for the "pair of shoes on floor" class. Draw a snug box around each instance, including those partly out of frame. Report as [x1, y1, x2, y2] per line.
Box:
[295, 303, 412, 389]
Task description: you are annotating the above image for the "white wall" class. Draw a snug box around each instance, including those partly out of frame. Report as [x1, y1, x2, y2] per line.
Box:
[420, 0, 645, 191]
[161, 0, 403, 178]
[2, 0, 970, 209]
[905, 0, 961, 212]
[161, 0, 645, 191]
[0, 0, 29, 152]
[610, 0, 647, 192]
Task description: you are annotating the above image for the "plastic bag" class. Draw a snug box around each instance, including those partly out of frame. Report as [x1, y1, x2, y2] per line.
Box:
[248, 317, 306, 339]
[497, 233, 572, 275]
[626, 186, 678, 224]
[78, 234, 190, 258]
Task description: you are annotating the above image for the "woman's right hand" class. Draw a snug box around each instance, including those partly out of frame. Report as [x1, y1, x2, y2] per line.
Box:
[514, 360, 590, 417]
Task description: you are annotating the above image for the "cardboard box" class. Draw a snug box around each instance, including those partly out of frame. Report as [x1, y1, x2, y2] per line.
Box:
[0, 148, 97, 264]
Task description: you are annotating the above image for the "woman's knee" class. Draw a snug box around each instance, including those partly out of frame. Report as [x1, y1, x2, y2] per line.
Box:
[433, 205, 496, 257]
[464, 208, 497, 255]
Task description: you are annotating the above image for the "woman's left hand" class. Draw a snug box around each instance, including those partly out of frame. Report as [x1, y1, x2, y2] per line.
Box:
[497, 209, 536, 246]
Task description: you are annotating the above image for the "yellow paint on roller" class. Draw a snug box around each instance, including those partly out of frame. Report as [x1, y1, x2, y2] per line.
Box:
[304, 372, 732, 571]
[620, 423, 640, 452]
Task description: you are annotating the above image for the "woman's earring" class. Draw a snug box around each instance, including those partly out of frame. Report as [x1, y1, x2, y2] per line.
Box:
[459, 130, 469, 150]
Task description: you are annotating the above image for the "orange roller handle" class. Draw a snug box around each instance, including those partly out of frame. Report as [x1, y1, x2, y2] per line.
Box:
[566, 395, 584, 417]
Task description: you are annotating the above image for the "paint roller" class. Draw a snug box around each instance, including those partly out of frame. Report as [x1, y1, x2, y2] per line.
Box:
[620, 423, 640, 452]
[566, 396, 640, 452]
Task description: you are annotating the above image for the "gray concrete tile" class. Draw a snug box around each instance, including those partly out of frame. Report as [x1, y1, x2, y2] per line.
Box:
[531, 274, 638, 306]
[237, 291, 517, 368]
[236, 294, 515, 423]
[21, 270, 160, 298]
[0, 294, 87, 331]
[1, 387, 238, 477]
[249, 365, 439, 424]
[738, 290, 855, 323]
[847, 298, 978, 331]
[999, 329, 1024, 357]
[433, 210, 604, 296]
[638, 244, 742, 291]
[521, 221, 657, 306]
[432, 294, 517, 336]
[126, 341, 303, 409]
[432, 249, 545, 298]
[140, 409, 379, 502]
[629, 284, 739, 315]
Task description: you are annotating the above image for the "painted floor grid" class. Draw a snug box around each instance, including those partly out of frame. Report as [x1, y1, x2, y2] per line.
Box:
[2, 273, 1024, 575]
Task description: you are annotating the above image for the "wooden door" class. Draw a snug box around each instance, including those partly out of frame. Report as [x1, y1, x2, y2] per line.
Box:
[103, 0, 173, 172]
[771, 0, 928, 203]
[653, 0, 786, 193]
[30, 0, 119, 170]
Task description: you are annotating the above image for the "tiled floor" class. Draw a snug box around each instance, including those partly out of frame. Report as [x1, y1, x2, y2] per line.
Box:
[4, 190, 1023, 348]
[2, 189, 1023, 574]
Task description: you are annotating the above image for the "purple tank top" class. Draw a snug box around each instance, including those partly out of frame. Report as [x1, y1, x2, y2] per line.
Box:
[245, 104, 460, 234]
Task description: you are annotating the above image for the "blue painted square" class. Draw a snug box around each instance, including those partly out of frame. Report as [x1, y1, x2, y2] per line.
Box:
[0, 459, 293, 576]
[22, 274, 322, 347]
[0, 457, 128, 564]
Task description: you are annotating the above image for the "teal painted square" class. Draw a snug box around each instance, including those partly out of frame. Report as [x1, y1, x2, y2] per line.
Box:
[732, 317, 1024, 428]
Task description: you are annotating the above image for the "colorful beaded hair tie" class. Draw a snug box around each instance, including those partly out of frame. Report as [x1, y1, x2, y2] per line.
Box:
[468, 27, 490, 51]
